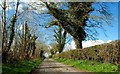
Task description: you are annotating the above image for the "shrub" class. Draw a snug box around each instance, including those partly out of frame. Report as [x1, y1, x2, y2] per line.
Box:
[53, 40, 120, 65]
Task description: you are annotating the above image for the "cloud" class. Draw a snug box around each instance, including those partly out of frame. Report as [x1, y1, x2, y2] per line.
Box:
[64, 39, 113, 50]
[106, 40, 112, 43]
[64, 40, 76, 51]
[82, 40, 105, 48]
[71, 40, 76, 49]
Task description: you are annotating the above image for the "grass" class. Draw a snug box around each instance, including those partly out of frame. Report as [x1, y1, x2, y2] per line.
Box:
[54, 58, 120, 74]
[2, 59, 43, 74]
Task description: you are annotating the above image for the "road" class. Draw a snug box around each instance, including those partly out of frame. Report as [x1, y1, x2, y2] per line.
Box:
[31, 58, 95, 74]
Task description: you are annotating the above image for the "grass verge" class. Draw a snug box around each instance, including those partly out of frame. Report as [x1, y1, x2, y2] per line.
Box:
[2, 59, 43, 74]
[54, 58, 120, 74]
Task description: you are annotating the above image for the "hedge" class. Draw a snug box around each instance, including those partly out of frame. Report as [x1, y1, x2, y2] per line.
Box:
[53, 40, 120, 65]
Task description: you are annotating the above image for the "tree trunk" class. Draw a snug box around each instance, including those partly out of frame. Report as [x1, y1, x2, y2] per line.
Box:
[7, 0, 19, 52]
[2, 0, 7, 51]
[2, 0, 7, 63]
[74, 38, 82, 49]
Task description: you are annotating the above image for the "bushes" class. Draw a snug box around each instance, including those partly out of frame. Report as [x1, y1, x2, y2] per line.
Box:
[53, 40, 120, 65]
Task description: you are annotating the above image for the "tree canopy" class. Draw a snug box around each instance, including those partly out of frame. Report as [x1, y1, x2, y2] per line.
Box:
[43, 2, 112, 48]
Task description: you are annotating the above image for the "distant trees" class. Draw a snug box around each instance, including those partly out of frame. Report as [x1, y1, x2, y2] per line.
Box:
[54, 26, 67, 53]
[35, 41, 49, 58]
[20, 21, 38, 60]
[50, 43, 58, 56]
[49, 20, 67, 53]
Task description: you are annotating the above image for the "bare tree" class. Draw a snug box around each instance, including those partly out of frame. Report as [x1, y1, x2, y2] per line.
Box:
[2, 0, 20, 63]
